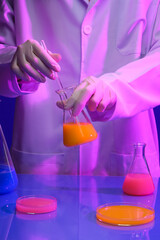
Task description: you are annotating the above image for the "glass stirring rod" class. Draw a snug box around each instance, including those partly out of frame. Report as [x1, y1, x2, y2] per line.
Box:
[40, 40, 64, 90]
[40, 40, 75, 118]
[40, 40, 69, 102]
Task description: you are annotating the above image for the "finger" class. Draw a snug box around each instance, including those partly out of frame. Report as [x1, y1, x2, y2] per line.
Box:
[71, 99, 86, 117]
[66, 84, 96, 116]
[97, 89, 117, 112]
[96, 89, 110, 112]
[63, 82, 87, 109]
[26, 51, 55, 80]
[31, 40, 61, 72]
[16, 47, 46, 82]
[20, 62, 46, 83]
[105, 91, 117, 109]
[11, 55, 31, 81]
[87, 88, 103, 112]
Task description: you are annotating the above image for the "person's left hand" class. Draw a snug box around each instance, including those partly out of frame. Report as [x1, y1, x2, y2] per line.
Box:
[56, 76, 117, 116]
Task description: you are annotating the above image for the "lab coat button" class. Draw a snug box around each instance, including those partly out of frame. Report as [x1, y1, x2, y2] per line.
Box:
[83, 25, 92, 35]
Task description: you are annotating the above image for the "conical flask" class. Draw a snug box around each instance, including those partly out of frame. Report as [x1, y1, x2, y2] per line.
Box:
[56, 86, 98, 147]
[122, 143, 155, 196]
[0, 125, 18, 194]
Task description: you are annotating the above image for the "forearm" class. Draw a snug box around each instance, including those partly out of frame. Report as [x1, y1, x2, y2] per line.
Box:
[89, 1, 160, 122]
[0, 1, 39, 98]
[89, 48, 160, 122]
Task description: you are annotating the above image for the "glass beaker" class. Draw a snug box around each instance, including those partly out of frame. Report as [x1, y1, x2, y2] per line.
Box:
[122, 143, 155, 196]
[56, 86, 98, 147]
[0, 125, 18, 194]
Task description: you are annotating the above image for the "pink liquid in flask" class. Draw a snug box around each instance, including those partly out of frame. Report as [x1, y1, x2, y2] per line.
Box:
[122, 173, 155, 196]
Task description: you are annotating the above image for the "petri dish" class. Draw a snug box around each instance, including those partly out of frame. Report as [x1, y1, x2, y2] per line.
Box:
[96, 202, 155, 226]
[16, 195, 57, 214]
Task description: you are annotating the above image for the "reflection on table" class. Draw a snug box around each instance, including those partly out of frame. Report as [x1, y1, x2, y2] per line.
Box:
[0, 175, 159, 240]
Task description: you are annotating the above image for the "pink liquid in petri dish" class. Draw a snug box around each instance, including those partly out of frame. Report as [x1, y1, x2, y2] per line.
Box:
[16, 196, 57, 214]
[122, 173, 155, 196]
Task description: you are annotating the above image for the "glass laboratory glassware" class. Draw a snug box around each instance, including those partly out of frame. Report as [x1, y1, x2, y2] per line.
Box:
[0, 125, 18, 194]
[122, 143, 155, 196]
[96, 202, 155, 226]
[56, 86, 98, 147]
[16, 195, 57, 214]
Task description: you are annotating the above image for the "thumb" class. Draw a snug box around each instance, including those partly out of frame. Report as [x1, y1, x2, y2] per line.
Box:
[56, 100, 67, 109]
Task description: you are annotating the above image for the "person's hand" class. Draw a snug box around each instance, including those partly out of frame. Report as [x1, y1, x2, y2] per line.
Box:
[56, 76, 117, 116]
[11, 39, 61, 83]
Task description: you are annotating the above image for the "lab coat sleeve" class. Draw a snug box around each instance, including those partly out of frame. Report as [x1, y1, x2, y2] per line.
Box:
[0, 0, 39, 98]
[89, 1, 160, 122]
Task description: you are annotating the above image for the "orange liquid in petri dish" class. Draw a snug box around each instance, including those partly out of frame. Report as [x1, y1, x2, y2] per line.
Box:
[122, 173, 155, 196]
[63, 122, 98, 147]
[96, 205, 155, 226]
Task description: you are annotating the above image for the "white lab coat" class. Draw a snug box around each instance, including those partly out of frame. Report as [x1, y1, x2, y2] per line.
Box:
[0, 0, 160, 176]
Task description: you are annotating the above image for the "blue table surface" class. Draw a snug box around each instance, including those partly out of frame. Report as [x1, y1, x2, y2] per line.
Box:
[0, 174, 159, 240]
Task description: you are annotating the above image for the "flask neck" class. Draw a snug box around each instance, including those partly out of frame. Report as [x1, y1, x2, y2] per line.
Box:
[133, 143, 146, 157]
[132, 142, 152, 175]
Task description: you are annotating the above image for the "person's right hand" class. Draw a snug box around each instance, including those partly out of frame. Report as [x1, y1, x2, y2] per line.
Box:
[11, 39, 61, 83]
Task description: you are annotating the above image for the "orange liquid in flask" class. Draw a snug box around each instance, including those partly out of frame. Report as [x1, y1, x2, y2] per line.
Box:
[63, 122, 98, 147]
[96, 204, 155, 226]
[123, 173, 155, 196]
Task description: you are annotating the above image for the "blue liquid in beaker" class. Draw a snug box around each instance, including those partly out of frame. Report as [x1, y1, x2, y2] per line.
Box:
[0, 165, 18, 194]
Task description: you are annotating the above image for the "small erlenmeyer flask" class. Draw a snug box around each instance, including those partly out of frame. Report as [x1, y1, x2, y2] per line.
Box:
[0, 125, 18, 194]
[122, 143, 155, 196]
[56, 86, 98, 147]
